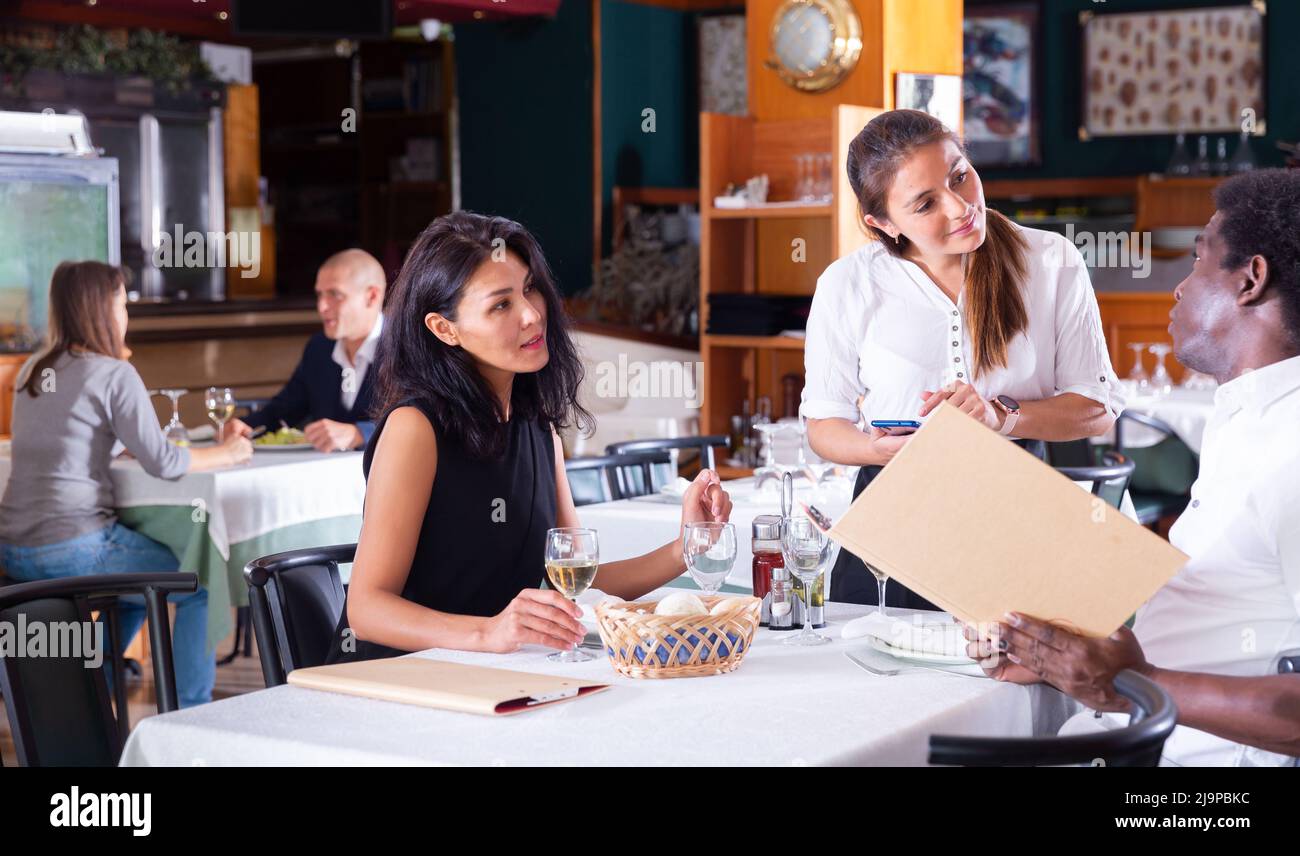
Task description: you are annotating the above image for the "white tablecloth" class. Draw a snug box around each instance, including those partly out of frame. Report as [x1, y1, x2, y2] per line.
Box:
[0, 447, 365, 562]
[1108, 387, 1216, 453]
[120, 595, 1077, 767]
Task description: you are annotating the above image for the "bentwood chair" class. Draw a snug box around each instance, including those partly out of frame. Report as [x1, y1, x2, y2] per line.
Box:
[0, 573, 194, 766]
[928, 669, 1177, 767]
[564, 450, 674, 505]
[605, 434, 729, 471]
[244, 544, 353, 688]
[1054, 451, 1136, 512]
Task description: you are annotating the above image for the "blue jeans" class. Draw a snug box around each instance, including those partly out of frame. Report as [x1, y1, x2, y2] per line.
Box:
[0, 523, 215, 707]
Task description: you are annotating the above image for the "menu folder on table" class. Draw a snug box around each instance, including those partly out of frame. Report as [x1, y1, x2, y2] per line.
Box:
[825, 402, 1189, 638]
[287, 657, 610, 716]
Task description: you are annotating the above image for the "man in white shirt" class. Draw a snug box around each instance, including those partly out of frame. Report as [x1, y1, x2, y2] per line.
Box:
[230, 249, 386, 452]
[969, 169, 1300, 764]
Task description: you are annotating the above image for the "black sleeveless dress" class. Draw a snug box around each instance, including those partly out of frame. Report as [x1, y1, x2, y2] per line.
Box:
[325, 398, 557, 663]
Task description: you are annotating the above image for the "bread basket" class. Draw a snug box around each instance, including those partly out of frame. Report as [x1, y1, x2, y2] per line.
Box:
[593, 594, 761, 679]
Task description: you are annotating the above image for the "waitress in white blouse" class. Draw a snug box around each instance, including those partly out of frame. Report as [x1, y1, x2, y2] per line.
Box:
[801, 109, 1124, 609]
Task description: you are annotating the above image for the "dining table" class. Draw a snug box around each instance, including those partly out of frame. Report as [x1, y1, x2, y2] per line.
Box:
[0, 443, 365, 650]
[118, 593, 1080, 767]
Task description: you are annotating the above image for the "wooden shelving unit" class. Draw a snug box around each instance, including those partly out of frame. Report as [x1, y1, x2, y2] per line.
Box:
[698, 105, 880, 437]
[256, 38, 456, 293]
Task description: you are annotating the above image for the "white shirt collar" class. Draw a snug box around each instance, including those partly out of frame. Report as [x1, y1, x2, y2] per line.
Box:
[1213, 353, 1300, 417]
[332, 313, 383, 371]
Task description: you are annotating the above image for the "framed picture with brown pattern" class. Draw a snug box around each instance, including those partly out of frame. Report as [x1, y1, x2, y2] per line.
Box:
[1081, 2, 1265, 138]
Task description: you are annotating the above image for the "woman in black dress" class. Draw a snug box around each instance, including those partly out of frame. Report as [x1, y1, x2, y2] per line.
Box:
[328, 212, 732, 662]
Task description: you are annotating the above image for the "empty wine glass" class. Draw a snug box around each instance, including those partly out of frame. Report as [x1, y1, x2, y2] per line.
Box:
[205, 387, 235, 443]
[751, 420, 780, 475]
[1149, 343, 1174, 396]
[155, 388, 190, 447]
[1126, 342, 1151, 393]
[682, 521, 737, 595]
[866, 563, 890, 618]
[781, 514, 833, 646]
[545, 527, 599, 663]
[816, 152, 833, 202]
[795, 153, 816, 202]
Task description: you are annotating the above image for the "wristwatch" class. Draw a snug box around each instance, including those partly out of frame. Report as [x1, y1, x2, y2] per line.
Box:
[993, 394, 1020, 436]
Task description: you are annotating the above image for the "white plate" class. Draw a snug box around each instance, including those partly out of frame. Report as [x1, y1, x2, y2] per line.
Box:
[869, 634, 976, 666]
[253, 442, 316, 452]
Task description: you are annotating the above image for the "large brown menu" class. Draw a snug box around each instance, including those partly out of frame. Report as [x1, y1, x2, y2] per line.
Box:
[826, 403, 1188, 637]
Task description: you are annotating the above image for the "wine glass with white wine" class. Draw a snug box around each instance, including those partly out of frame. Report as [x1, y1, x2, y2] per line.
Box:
[545, 527, 599, 663]
[205, 387, 235, 443]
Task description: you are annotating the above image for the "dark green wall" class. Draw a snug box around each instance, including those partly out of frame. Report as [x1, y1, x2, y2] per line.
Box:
[599, 1, 701, 256]
[455, 3, 595, 295]
[976, 0, 1296, 181]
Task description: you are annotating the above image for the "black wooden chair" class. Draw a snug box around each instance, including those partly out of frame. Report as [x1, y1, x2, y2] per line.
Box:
[0, 572, 195, 766]
[604, 434, 729, 480]
[1054, 450, 1136, 511]
[564, 449, 674, 505]
[928, 669, 1177, 766]
[1114, 410, 1197, 528]
[244, 544, 353, 688]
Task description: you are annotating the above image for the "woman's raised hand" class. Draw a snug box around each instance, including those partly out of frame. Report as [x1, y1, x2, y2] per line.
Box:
[680, 468, 733, 528]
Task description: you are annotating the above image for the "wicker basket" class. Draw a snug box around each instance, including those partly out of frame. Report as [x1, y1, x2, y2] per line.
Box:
[594, 594, 761, 679]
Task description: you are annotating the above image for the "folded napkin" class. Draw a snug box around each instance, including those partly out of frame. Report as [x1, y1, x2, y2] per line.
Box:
[658, 476, 693, 498]
[840, 611, 968, 658]
[575, 588, 621, 627]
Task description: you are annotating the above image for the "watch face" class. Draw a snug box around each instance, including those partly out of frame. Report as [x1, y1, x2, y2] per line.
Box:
[996, 394, 1020, 411]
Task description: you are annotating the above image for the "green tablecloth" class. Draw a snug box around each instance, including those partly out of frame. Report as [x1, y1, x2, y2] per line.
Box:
[117, 506, 361, 652]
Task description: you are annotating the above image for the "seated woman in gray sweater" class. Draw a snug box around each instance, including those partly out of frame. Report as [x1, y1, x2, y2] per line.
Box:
[0, 261, 252, 707]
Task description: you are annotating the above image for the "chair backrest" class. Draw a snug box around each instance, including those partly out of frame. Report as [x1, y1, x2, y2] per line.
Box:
[234, 397, 271, 417]
[929, 669, 1177, 767]
[1054, 451, 1135, 511]
[244, 544, 353, 688]
[0, 573, 195, 766]
[564, 450, 674, 504]
[604, 435, 729, 480]
[1115, 410, 1199, 495]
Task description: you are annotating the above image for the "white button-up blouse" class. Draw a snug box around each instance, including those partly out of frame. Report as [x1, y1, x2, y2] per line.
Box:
[799, 224, 1123, 427]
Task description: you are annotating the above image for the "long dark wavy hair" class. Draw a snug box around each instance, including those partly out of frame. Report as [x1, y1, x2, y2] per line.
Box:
[371, 211, 591, 458]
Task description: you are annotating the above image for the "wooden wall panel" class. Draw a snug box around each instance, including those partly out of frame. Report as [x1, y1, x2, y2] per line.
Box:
[756, 217, 831, 295]
[1096, 292, 1187, 383]
[882, 0, 964, 111]
[833, 103, 883, 258]
[0, 353, 27, 438]
[223, 83, 275, 300]
[748, 0, 885, 121]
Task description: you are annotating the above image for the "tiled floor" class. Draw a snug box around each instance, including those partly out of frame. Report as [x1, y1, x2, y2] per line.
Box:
[0, 620, 265, 766]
